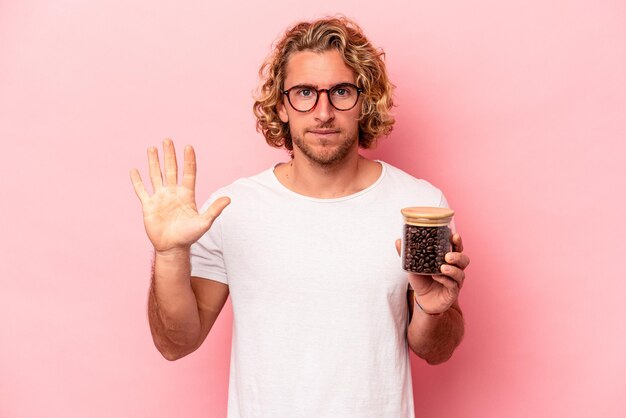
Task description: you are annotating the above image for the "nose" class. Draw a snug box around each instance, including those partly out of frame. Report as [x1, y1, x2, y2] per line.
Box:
[314, 90, 334, 123]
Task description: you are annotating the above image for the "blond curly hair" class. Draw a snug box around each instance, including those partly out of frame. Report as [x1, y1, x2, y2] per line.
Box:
[253, 16, 395, 151]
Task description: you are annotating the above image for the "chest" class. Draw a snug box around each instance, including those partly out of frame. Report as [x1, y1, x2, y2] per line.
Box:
[221, 202, 407, 298]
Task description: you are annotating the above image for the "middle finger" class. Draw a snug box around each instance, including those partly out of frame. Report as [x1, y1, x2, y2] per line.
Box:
[163, 138, 178, 187]
[439, 264, 465, 289]
[445, 252, 470, 270]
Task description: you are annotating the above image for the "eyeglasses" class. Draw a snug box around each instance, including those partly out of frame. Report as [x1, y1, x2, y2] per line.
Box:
[282, 83, 364, 112]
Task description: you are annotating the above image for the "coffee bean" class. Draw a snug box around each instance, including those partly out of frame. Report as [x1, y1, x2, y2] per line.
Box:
[402, 225, 451, 274]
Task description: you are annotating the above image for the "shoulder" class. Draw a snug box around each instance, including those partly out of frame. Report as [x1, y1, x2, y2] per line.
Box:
[379, 161, 443, 197]
[197, 166, 279, 211]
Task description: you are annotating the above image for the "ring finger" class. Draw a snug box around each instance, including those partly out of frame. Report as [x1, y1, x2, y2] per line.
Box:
[147, 146, 163, 192]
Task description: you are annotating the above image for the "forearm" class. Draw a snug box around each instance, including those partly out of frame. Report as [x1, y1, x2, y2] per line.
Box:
[406, 295, 464, 365]
[149, 248, 201, 359]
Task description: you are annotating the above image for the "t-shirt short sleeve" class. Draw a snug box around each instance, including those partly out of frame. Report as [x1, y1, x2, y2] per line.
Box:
[438, 192, 457, 234]
[438, 192, 449, 208]
[189, 195, 229, 285]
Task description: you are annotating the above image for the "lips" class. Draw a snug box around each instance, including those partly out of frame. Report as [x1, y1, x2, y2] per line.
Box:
[309, 130, 339, 135]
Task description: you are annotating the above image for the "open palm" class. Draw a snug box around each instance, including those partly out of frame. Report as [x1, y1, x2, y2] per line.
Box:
[130, 139, 230, 253]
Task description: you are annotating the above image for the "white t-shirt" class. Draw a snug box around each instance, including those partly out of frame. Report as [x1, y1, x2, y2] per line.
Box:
[190, 161, 449, 418]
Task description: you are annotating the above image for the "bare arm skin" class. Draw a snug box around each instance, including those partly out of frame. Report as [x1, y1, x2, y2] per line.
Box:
[397, 235, 470, 364]
[131, 139, 230, 360]
[147, 249, 230, 360]
[406, 291, 464, 364]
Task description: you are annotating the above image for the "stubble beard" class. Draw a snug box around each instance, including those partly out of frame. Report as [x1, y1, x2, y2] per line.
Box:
[292, 130, 358, 168]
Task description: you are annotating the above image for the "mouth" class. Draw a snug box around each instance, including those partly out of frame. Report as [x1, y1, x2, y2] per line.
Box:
[308, 129, 339, 135]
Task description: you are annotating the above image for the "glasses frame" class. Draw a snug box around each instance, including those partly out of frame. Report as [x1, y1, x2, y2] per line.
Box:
[282, 83, 364, 112]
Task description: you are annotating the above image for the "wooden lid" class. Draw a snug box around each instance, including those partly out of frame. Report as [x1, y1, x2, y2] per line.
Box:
[401, 206, 454, 227]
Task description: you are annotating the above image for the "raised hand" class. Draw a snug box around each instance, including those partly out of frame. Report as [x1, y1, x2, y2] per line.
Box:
[396, 233, 470, 315]
[130, 139, 230, 254]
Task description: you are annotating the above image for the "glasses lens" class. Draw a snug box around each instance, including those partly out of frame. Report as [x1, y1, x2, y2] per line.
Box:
[329, 84, 359, 110]
[289, 87, 318, 112]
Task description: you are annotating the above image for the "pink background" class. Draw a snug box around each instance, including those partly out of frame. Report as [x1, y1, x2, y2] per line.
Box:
[1, 0, 625, 417]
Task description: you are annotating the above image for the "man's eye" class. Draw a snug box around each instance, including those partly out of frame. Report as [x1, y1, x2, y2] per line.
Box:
[297, 89, 313, 97]
[333, 87, 351, 96]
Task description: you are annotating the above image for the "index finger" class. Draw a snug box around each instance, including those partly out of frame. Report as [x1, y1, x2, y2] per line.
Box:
[451, 233, 463, 253]
[444, 252, 470, 270]
[181, 145, 196, 191]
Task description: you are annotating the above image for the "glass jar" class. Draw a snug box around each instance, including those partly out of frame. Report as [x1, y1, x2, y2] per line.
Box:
[401, 207, 455, 275]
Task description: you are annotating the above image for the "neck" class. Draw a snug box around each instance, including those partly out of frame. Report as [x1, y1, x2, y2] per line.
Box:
[274, 148, 381, 199]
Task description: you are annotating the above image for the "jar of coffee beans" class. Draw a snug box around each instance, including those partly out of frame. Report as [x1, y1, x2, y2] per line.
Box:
[401, 207, 455, 275]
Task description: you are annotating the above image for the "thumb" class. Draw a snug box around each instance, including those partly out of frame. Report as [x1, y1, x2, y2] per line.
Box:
[395, 239, 401, 257]
[201, 196, 231, 227]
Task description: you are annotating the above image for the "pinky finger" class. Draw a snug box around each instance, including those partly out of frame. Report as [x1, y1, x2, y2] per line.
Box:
[431, 274, 461, 293]
[130, 169, 149, 203]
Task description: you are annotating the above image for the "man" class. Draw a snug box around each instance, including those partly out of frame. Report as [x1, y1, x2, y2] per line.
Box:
[130, 16, 469, 418]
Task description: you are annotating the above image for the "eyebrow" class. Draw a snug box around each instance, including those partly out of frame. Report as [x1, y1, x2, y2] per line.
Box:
[288, 82, 355, 89]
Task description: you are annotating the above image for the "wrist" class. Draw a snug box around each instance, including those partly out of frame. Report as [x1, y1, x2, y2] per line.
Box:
[153, 247, 192, 286]
[155, 246, 191, 259]
[153, 247, 191, 280]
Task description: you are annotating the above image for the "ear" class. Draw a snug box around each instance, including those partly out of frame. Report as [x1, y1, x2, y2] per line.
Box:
[277, 101, 289, 123]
